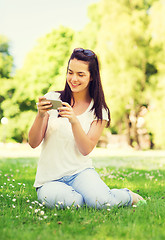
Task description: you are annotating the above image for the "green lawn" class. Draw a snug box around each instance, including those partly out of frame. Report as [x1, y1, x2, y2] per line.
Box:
[0, 144, 165, 240]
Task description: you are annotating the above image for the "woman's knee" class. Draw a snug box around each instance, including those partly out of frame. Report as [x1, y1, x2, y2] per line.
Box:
[74, 169, 111, 208]
[37, 183, 56, 208]
[37, 181, 84, 208]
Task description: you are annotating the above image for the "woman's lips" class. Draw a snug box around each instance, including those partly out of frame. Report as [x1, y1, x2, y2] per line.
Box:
[71, 83, 80, 88]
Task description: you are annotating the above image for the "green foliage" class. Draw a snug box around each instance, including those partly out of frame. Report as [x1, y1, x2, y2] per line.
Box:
[0, 35, 13, 78]
[1, 1, 165, 148]
[14, 26, 74, 102]
[1, 26, 74, 142]
[0, 35, 14, 121]
[144, 0, 165, 148]
[87, 0, 165, 148]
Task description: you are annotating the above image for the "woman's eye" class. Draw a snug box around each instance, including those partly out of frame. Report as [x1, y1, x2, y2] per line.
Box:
[79, 74, 84, 77]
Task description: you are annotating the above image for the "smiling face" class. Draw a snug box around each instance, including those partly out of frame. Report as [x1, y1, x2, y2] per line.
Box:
[66, 58, 91, 95]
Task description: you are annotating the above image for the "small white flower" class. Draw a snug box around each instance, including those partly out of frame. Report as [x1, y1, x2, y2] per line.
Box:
[107, 208, 111, 211]
[38, 217, 43, 220]
[12, 179, 15, 182]
[133, 205, 137, 208]
[40, 210, 44, 215]
[42, 202, 45, 205]
[4, 183, 6, 185]
[43, 216, 48, 219]
[12, 204, 16, 208]
[16, 216, 19, 218]
[54, 213, 57, 216]
[12, 198, 16, 202]
[29, 206, 32, 209]
[106, 203, 111, 207]
[26, 200, 30, 203]
[31, 202, 35, 205]
[18, 183, 21, 185]
[66, 206, 70, 210]
[34, 209, 38, 213]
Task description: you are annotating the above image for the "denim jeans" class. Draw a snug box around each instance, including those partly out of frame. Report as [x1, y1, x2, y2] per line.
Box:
[37, 168, 132, 209]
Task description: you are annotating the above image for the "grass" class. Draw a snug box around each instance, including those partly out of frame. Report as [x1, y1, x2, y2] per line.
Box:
[0, 144, 165, 240]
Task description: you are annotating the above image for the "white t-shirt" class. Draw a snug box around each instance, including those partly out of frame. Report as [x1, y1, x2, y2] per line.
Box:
[34, 91, 109, 188]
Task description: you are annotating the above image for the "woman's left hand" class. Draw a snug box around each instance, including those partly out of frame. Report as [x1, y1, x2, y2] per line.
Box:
[58, 102, 78, 124]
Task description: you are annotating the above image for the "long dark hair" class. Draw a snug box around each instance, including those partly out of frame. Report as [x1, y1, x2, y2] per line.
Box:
[58, 48, 110, 127]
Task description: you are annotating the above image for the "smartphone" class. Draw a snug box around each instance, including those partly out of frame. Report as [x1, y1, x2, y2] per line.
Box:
[46, 99, 62, 110]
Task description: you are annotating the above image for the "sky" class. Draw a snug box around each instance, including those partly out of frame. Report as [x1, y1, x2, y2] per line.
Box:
[0, 0, 99, 69]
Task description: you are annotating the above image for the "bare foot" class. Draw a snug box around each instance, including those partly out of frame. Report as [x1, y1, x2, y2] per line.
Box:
[128, 190, 144, 205]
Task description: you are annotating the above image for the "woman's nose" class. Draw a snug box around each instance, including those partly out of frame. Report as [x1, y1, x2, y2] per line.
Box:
[72, 74, 78, 82]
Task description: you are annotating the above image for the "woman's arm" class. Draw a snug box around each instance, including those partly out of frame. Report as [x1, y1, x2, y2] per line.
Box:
[58, 102, 107, 156]
[28, 113, 49, 148]
[28, 96, 52, 148]
[71, 119, 107, 156]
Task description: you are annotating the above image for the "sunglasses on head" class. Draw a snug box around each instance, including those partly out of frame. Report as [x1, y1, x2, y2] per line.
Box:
[73, 48, 96, 57]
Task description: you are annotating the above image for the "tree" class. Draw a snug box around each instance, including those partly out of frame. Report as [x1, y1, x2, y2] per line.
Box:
[0, 35, 13, 78]
[0, 35, 14, 122]
[86, 0, 160, 148]
[1, 26, 74, 142]
[144, 0, 165, 148]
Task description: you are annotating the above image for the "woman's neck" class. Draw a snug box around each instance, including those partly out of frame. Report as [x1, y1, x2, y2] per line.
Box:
[72, 91, 91, 104]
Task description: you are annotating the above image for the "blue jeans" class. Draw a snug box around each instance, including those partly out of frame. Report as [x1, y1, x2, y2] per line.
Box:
[37, 168, 132, 209]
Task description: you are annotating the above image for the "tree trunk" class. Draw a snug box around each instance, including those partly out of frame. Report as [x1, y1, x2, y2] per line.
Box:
[125, 112, 133, 147]
[133, 117, 141, 150]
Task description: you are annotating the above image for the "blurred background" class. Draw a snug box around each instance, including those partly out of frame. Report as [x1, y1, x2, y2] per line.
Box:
[0, 0, 165, 150]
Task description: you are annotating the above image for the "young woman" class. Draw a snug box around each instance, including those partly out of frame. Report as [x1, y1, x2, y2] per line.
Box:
[28, 48, 144, 209]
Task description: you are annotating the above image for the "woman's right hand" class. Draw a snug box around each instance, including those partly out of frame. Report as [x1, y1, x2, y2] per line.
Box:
[37, 96, 52, 118]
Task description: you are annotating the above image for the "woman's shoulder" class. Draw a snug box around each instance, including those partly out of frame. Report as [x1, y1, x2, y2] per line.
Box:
[44, 91, 61, 100]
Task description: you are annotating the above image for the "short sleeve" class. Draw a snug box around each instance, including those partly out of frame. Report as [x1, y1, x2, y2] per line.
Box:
[102, 108, 109, 121]
[94, 108, 109, 122]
